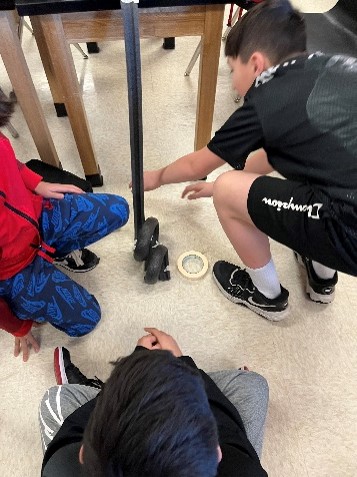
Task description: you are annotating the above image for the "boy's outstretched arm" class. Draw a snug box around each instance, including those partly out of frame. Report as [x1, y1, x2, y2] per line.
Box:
[178, 149, 273, 199]
[143, 146, 225, 191]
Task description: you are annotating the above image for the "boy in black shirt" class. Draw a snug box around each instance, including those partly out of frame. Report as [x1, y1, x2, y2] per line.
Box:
[143, 0, 357, 321]
[40, 328, 268, 477]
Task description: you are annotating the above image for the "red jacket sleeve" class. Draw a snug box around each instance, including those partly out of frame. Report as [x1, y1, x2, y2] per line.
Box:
[0, 298, 33, 337]
[17, 160, 43, 191]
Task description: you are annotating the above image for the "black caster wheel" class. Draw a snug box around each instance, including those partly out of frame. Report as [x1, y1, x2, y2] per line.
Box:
[133, 217, 170, 284]
[144, 244, 170, 284]
[134, 217, 159, 262]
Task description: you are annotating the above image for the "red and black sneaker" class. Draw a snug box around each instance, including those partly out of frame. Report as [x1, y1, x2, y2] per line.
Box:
[54, 347, 102, 388]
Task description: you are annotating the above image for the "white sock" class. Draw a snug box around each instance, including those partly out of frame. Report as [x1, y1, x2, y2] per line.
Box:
[312, 261, 336, 280]
[247, 259, 281, 299]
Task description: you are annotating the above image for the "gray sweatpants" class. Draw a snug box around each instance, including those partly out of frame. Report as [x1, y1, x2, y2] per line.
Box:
[209, 369, 269, 457]
[39, 369, 269, 457]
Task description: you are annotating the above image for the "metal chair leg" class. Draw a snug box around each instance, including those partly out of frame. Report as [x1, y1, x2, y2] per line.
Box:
[184, 40, 202, 76]
[184, 6, 244, 77]
[72, 43, 89, 59]
[6, 121, 19, 139]
[19, 18, 88, 62]
[22, 19, 33, 34]
[18, 17, 33, 43]
[222, 7, 241, 40]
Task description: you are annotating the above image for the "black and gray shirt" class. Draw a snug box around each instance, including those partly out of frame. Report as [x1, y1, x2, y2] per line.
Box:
[208, 53, 357, 207]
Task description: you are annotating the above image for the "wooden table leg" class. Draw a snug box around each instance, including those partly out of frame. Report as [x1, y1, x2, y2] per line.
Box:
[30, 16, 68, 117]
[195, 4, 224, 150]
[35, 14, 103, 185]
[0, 11, 60, 168]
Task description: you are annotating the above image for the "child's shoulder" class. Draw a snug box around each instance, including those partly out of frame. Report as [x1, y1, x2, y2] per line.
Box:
[0, 132, 12, 149]
[0, 131, 12, 145]
[316, 53, 357, 74]
[254, 53, 325, 89]
[253, 52, 357, 95]
[306, 53, 357, 105]
[0, 132, 17, 165]
[288, 52, 357, 81]
[252, 56, 301, 91]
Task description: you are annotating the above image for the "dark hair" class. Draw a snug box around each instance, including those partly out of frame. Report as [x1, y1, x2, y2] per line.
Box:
[0, 90, 14, 128]
[225, 0, 307, 65]
[82, 350, 219, 477]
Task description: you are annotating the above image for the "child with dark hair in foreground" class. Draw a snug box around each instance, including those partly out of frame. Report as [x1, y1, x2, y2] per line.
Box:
[40, 329, 268, 476]
[0, 92, 129, 361]
[142, 0, 357, 322]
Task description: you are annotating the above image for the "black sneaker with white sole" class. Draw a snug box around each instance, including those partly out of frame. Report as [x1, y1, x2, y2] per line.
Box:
[213, 260, 289, 322]
[54, 346, 103, 389]
[294, 253, 338, 304]
[54, 248, 100, 273]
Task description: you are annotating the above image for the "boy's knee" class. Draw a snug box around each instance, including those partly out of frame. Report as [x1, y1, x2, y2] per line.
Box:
[248, 372, 269, 402]
[214, 170, 236, 193]
[213, 173, 228, 210]
[213, 171, 260, 221]
[39, 386, 61, 410]
[107, 194, 130, 228]
[213, 170, 242, 205]
[64, 294, 101, 337]
[73, 307, 101, 337]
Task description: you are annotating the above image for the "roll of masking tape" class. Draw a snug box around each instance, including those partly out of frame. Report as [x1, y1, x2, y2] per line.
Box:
[177, 251, 209, 279]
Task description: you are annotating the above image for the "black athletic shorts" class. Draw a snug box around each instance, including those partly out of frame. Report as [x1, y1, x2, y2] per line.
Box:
[247, 176, 357, 276]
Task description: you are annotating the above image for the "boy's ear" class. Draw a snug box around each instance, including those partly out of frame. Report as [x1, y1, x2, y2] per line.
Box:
[79, 444, 84, 464]
[250, 52, 272, 78]
[217, 445, 223, 463]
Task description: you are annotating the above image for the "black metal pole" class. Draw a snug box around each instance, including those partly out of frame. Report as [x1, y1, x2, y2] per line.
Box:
[121, 0, 145, 238]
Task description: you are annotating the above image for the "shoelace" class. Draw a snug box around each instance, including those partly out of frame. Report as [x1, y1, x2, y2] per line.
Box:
[65, 249, 85, 267]
[228, 268, 254, 298]
[86, 377, 104, 390]
[67, 362, 103, 389]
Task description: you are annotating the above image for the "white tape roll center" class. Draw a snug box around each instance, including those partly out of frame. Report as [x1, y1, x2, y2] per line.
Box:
[177, 251, 209, 279]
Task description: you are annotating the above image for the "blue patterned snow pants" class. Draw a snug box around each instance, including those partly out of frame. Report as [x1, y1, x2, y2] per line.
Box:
[0, 193, 129, 337]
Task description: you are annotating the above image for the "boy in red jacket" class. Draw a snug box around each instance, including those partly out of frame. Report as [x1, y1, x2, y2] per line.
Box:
[0, 92, 129, 361]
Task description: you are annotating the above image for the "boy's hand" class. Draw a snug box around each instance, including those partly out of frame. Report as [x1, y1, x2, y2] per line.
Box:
[34, 181, 85, 199]
[137, 333, 162, 351]
[14, 330, 40, 362]
[143, 328, 182, 357]
[181, 181, 214, 200]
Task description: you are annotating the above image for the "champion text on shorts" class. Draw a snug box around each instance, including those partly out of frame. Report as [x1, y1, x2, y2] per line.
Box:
[262, 196, 323, 219]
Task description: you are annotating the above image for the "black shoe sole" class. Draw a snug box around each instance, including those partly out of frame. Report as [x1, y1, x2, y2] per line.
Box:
[294, 252, 335, 304]
[305, 283, 335, 304]
[54, 259, 99, 273]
